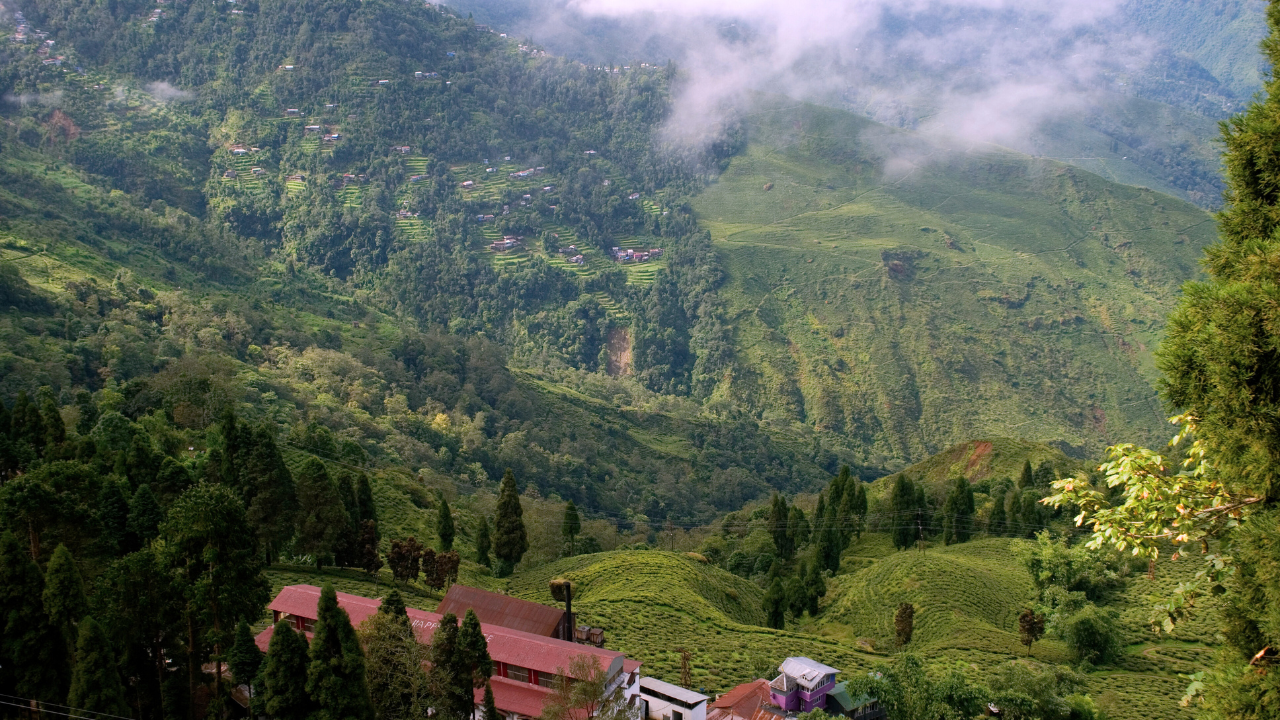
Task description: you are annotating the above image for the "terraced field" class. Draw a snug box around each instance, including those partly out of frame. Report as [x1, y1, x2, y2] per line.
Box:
[508, 551, 881, 691]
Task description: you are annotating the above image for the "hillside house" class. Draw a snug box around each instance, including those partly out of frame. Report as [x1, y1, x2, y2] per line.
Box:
[570, 255, 584, 265]
[769, 658, 838, 713]
[491, 237, 522, 252]
[323, 133, 340, 142]
[638, 677, 708, 720]
[305, 125, 321, 132]
[393, 146, 412, 154]
[706, 680, 784, 720]
[230, 145, 248, 155]
[223, 169, 237, 178]
[257, 585, 643, 720]
[325, 103, 338, 109]
[288, 174, 305, 182]
[462, 181, 475, 188]
[251, 167, 265, 176]
[377, 79, 390, 85]
[285, 108, 300, 116]
[409, 175, 426, 182]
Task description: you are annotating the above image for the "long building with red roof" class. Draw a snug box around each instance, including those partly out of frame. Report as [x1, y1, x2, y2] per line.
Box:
[256, 585, 642, 720]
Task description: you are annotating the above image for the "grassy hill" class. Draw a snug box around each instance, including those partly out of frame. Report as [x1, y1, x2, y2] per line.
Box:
[506, 551, 881, 692]
[867, 438, 1085, 501]
[692, 100, 1217, 467]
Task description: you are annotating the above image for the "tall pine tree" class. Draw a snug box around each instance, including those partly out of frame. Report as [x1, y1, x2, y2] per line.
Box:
[67, 616, 129, 717]
[294, 459, 350, 569]
[475, 518, 491, 568]
[438, 493, 455, 553]
[560, 501, 580, 556]
[988, 486, 1008, 537]
[262, 621, 312, 720]
[493, 469, 527, 578]
[890, 476, 918, 550]
[42, 543, 88, 660]
[425, 613, 471, 720]
[941, 477, 975, 545]
[228, 620, 264, 687]
[0, 531, 69, 704]
[307, 584, 375, 720]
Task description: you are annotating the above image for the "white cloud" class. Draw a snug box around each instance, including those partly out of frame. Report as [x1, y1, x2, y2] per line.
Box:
[560, 0, 1152, 153]
[144, 81, 193, 102]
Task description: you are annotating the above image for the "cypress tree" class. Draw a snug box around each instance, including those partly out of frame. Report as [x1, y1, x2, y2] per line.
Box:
[307, 584, 374, 720]
[560, 500, 580, 556]
[890, 476, 917, 550]
[475, 517, 491, 568]
[12, 392, 43, 456]
[38, 387, 65, 449]
[335, 471, 362, 566]
[125, 433, 160, 489]
[804, 561, 826, 616]
[437, 492, 455, 552]
[229, 620, 264, 687]
[941, 477, 974, 545]
[768, 494, 793, 559]
[482, 682, 498, 720]
[425, 613, 470, 720]
[988, 486, 1007, 537]
[914, 484, 929, 545]
[786, 505, 808, 548]
[67, 616, 129, 717]
[0, 531, 69, 703]
[262, 621, 311, 720]
[838, 485, 859, 547]
[1018, 460, 1034, 490]
[763, 577, 786, 629]
[379, 589, 408, 620]
[458, 609, 492, 689]
[356, 473, 377, 526]
[127, 484, 165, 549]
[829, 465, 851, 515]
[295, 459, 349, 569]
[822, 502, 841, 573]
[493, 469, 527, 577]
[1019, 491, 1042, 538]
[98, 478, 131, 555]
[243, 425, 299, 564]
[42, 543, 88, 658]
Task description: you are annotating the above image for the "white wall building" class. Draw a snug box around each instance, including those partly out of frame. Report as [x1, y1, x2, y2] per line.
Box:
[637, 677, 709, 720]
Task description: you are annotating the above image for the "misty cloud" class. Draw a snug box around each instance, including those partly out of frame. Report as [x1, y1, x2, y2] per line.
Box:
[561, 0, 1154, 152]
[3, 90, 64, 106]
[145, 81, 193, 102]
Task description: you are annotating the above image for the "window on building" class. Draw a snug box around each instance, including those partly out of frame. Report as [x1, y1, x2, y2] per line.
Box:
[537, 672, 559, 689]
[673, 711, 683, 720]
[507, 665, 530, 683]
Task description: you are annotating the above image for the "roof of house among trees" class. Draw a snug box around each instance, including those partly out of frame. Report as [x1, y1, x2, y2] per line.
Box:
[437, 584, 566, 637]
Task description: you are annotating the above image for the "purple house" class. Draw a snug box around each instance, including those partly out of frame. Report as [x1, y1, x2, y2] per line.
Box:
[768, 657, 839, 713]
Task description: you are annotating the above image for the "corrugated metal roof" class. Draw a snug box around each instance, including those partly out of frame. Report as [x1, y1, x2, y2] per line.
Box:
[778, 657, 838, 687]
[437, 585, 566, 637]
[264, 585, 625, 680]
[640, 676, 709, 705]
[482, 676, 554, 717]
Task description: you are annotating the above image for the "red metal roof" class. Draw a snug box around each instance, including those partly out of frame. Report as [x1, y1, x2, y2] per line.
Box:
[709, 680, 783, 720]
[265, 585, 626, 680]
[481, 676, 554, 718]
[438, 584, 566, 637]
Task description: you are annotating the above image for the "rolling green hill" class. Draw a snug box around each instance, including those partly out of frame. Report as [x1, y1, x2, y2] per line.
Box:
[868, 438, 1085, 501]
[692, 101, 1217, 467]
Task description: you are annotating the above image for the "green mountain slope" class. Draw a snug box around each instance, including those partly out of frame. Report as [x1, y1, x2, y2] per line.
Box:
[868, 438, 1083, 500]
[692, 101, 1217, 467]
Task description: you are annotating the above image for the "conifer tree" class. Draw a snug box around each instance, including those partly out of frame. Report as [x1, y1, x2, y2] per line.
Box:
[941, 477, 974, 545]
[820, 501, 841, 573]
[307, 584, 375, 720]
[295, 459, 350, 569]
[229, 620, 264, 687]
[126, 433, 160, 488]
[426, 613, 471, 720]
[359, 521, 384, 577]
[890, 476, 917, 550]
[38, 387, 65, 449]
[482, 682, 498, 720]
[829, 465, 851, 515]
[97, 478, 130, 555]
[67, 616, 129, 717]
[786, 505, 809, 548]
[987, 486, 1007, 537]
[243, 425, 299, 563]
[1018, 460, 1034, 490]
[804, 561, 826, 616]
[851, 480, 868, 537]
[262, 621, 312, 720]
[458, 609, 492, 690]
[127, 484, 164, 549]
[493, 469, 527, 577]
[380, 590, 408, 620]
[361, 609, 427, 720]
[838, 484, 859, 547]
[42, 543, 88, 658]
[356, 473, 378, 526]
[0, 531, 69, 705]
[438, 492, 455, 552]
[475, 517, 491, 568]
[560, 500, 580, 556]
[1018, 491, 1042, 538]
[768, 494, 794, 559]
[763, 577, 786, 629]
